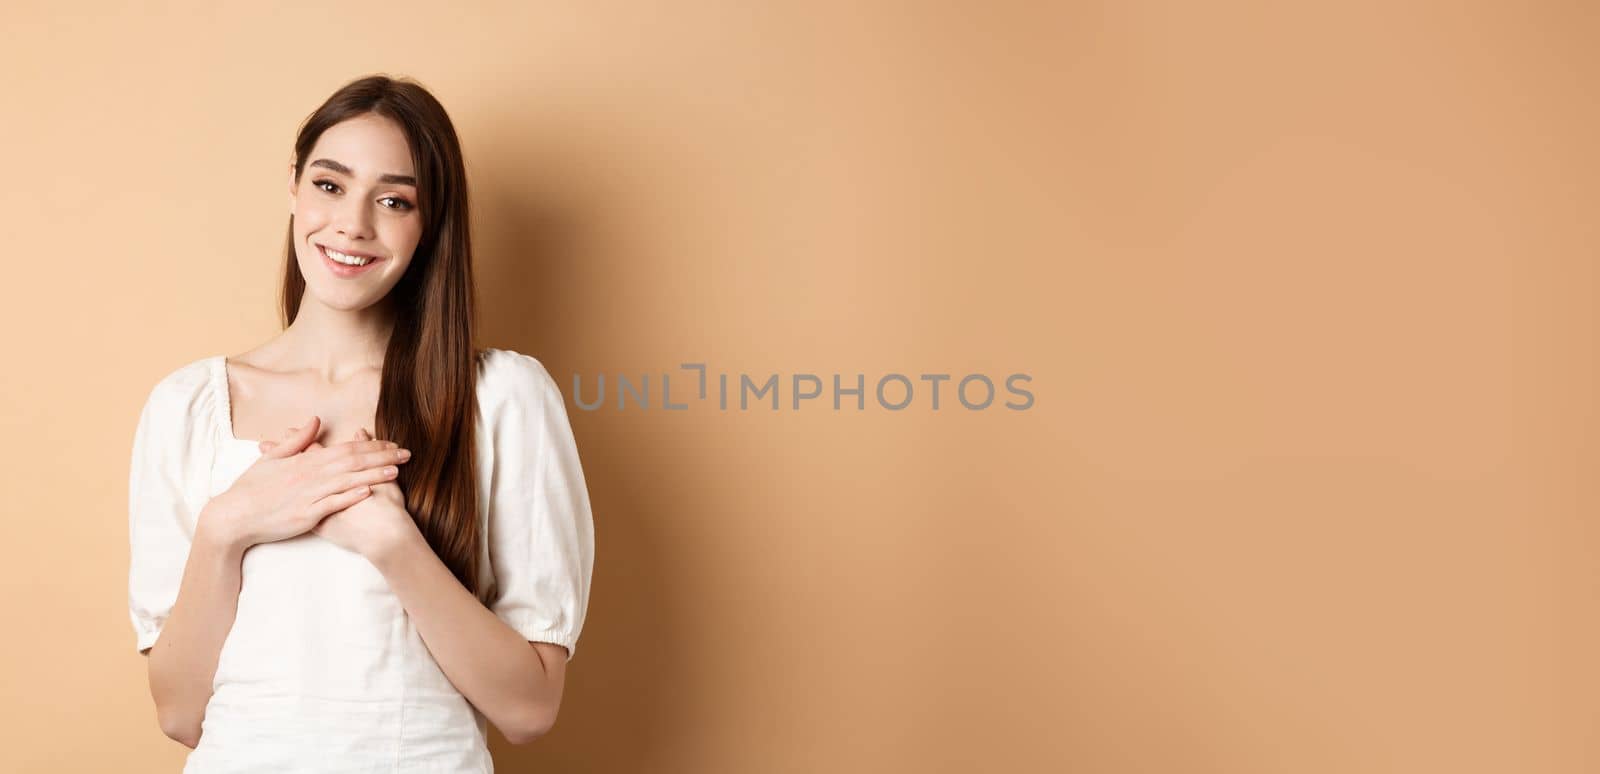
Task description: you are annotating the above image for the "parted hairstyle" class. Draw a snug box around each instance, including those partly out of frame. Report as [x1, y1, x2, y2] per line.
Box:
[280, 74, 489, 604]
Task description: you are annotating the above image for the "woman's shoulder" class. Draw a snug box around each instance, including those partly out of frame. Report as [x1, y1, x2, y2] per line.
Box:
[141, 354, 220, 419]
[475, 347, 566, 414]
[132, 354, 222, 457]
[477, 347, 557, 389]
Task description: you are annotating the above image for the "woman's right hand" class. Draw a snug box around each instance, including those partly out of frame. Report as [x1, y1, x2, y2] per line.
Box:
[203, 416, 413, 550]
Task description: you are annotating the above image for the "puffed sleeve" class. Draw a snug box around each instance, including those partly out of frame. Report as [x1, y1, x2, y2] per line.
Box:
[481, 351, 596, 662]
[127, 363, 212, 655]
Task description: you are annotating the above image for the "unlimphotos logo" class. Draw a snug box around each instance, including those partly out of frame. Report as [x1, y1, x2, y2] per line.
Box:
[569, 363, 1034, 411]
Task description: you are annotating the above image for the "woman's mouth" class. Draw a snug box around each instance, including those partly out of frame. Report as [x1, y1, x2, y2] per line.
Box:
[318, 244, 384, 277]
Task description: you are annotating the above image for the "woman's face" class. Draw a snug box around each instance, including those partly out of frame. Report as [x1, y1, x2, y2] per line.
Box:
[288, 113, 422, 312]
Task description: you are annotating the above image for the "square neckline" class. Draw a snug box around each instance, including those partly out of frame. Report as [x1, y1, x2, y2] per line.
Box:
[210, 348, 500, 449]
[211, 355, 268, 448]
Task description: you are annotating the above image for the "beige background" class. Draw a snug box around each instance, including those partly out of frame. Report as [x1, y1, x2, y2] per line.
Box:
[1, 1, 1594, 771]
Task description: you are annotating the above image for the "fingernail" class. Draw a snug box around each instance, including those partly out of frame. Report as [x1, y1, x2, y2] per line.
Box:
[397, 449, 412, 461]
[384, 466, 398, 475]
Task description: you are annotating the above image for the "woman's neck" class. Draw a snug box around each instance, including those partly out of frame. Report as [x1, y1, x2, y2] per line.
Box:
[272, 296, 395, 383]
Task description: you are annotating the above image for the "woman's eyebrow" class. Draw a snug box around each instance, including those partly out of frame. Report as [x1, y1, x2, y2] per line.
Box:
[308, 157, 417, 186]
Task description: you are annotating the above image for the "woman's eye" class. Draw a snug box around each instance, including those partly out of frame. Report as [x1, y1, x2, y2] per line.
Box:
[312, 179, 411, 211]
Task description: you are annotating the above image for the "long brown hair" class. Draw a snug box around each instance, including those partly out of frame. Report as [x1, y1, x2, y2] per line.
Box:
[280, 74, 488, 604]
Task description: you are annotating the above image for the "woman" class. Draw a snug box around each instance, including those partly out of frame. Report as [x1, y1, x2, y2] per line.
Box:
[127, 74, 595, 771]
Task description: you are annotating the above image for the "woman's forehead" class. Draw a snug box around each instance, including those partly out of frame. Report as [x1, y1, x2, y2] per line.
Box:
[310, 117, 416, 179]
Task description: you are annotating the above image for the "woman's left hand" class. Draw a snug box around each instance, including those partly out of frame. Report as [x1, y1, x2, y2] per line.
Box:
[262, 427, 420, 560]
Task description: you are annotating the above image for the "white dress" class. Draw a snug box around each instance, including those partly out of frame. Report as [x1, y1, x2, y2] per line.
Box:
[127, 348, 596, 773]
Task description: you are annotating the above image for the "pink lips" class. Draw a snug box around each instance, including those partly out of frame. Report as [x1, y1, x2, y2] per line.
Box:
[318, 244, 384, 278]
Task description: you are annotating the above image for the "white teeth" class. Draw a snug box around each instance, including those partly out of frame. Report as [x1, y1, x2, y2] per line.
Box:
[325, 247, 374, 266]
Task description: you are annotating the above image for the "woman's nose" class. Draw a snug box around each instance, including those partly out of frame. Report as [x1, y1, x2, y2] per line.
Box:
[334, 198, 375, 239]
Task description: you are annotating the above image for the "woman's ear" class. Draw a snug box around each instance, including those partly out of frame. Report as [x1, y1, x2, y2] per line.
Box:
[287, 161, 298, 213]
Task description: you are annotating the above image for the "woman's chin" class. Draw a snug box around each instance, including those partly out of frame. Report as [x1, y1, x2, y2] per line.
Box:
[304, 287, 390, 313]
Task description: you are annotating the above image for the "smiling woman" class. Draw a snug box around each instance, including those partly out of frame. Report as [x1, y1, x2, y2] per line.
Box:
[127, 75, 595, 771]
[288, 113, 422, 297]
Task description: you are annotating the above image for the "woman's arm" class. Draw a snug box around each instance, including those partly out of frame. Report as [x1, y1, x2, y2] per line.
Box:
[143, 503, 247, 749]
[371, 531, 567, 745]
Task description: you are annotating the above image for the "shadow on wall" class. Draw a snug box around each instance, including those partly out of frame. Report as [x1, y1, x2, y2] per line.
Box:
[471, 108, 691, 771]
